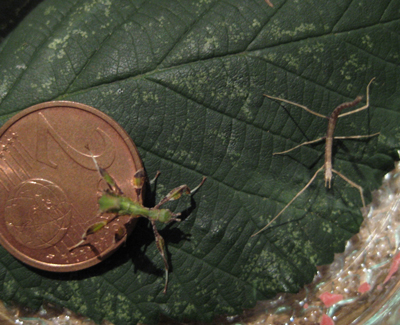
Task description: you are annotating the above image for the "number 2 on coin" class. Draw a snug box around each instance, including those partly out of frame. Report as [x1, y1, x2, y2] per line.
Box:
[69, 146, 206, 294]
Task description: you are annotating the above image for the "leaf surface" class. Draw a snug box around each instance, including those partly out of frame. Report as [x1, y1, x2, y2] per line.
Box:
[0, 0, 399, 323]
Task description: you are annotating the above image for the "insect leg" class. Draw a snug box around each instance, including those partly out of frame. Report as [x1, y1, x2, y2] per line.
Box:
[85, 144, 123, 195]
[150, 219, 169, 294]
[68, 213, 109, 251]
[155, 176, 206, 209]
[264, 94, 328, 118]
[149, 171, 161, 185]
[331, 169, 366, 209]
[338, 77, 375, 118]
[333, 132, 380, 140]
[252, 164, 324, 237]
[133, 168, 146, 200]
[273, 137, 326, 155]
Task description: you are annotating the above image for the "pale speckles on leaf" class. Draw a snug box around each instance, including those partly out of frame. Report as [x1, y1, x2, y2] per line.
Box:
[258, 39, 322, 68]
[322, 221, 333, 234]
[115, 295, 132, 322]
[340, 54, 370, 81]
[133, 309, 144, 321]
[101, 88, 118, 98]
[216, 128, 229, 146]
[203, 36, 219, 53]
[298, 42, 325, 62]
[252, 19, 261, 28]
[57, 49, 66, 59]
[197, 0, 213, 6]
[141, 91, 159, 103]
[48, 28, 89, 60]
[77, 302, 88, 314]
[228, 24, 247, 44]
[239, 103, 254, 120]
[44, 6, 57, 16]
[41, 78, 56, 91]
[172, 149, 200, 168]
[219, 305, 236, 315]
[298, 42, 325, 55]
[157, 15, 167, 28]
[65, 282, 87, 314]
[67, 281, 80, 291]
[83, 1, 96, 12]
[123, 22, 133, 32]
[72, 29, 89, 39]
[302, 241, 318, 264]
[102, 292, 116, 319]
[282, 53, 300, 70]
[100, 23, 111, 29]
[269, 22, 317, 40]
[82, 0, 112, 18]
[226, 132, 241, 163]
[262, 52, 278, 62]
[0, 74, 12, 100]
[103, 0, 112, 17]
[361, 34, 373, 49]
[182, 303, 197, 314]
[254, 210, 268, 225]
[3, 280, 15, 297]
[48, 35, 70, 51]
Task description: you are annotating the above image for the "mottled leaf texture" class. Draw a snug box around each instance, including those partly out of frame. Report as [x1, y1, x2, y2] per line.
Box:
[0, 0, 399, 324]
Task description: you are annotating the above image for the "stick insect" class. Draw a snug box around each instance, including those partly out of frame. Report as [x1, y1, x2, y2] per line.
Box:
[252, 78, 379, 237]
[70, 148, 206, 293]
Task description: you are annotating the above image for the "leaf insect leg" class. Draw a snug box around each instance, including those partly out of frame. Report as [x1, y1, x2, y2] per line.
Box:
[151, 175, 206, 293]
[68, 145, 127, 250]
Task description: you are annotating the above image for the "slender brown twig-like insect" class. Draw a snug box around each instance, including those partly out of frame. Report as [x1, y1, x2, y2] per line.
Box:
[252, 78, 379, 237]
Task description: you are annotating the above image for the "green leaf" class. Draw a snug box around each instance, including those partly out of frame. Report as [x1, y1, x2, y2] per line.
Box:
[0, 0, 399, 323]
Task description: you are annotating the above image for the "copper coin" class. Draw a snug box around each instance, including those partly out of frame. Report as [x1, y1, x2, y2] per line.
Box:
[0, 101, 143, 272]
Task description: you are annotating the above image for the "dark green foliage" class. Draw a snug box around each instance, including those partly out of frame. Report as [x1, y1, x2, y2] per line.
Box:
[0, 0, 398, 323]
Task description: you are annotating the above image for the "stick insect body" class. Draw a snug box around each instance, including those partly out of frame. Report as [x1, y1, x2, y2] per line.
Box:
[70, 149, 206, 293]
[252, 78, 379, 237]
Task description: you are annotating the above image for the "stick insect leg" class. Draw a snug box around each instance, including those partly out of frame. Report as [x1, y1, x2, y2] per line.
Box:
[333, 132, 380, 140]
[264, 94, 327, 118]
[251, 164, 325, 237]
[339, 77, 375, 118]
[331, 169, 366, 209]
[274, 137, 326, 155]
